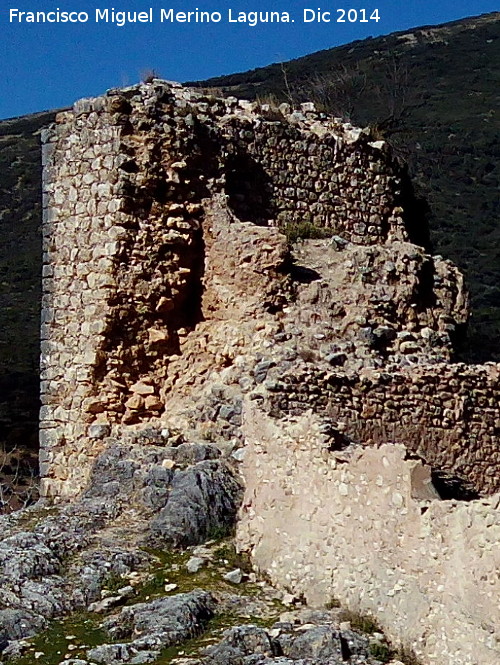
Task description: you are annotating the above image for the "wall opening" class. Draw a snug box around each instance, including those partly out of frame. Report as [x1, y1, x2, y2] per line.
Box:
[225, 152, 274, 225]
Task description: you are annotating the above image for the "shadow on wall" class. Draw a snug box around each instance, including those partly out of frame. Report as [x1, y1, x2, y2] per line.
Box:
[225, 152, 275, 225]
[431, 470, 481, 501]
[399, 176, 431, 249]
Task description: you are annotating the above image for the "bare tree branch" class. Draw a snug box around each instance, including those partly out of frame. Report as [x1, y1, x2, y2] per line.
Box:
[0, 443, 39, 513]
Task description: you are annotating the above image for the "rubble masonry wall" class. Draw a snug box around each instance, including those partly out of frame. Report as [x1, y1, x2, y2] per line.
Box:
[269, 362, 500, 494]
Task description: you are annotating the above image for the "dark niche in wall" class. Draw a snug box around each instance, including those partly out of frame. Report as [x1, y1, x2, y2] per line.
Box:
[225, 152, 274, 225]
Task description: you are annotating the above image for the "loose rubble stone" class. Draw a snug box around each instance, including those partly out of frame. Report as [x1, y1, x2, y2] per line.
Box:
[186, 557, 206, 574]
[223, 568, 243, 584]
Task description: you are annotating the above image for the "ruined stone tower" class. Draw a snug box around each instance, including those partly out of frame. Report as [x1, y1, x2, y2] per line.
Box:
[40, 80, 498, 499]
[38, 81, 499, 665]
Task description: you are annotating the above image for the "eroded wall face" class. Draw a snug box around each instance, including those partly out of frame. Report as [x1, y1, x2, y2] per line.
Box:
[237, 404, 500, 665]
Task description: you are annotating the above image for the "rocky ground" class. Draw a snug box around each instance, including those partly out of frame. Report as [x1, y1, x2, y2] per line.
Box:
[0, 437, 408, 665]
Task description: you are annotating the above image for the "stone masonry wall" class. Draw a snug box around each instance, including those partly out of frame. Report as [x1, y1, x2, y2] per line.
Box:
[40, 103, 124, 496]
[267, 362, 500, 495]
[220, 115, 407, 242]
[40, 80, 498, 504]
[39, 81, 410, 498]
[237, 404, 500, 665]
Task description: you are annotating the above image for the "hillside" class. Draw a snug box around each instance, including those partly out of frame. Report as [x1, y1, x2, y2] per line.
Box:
[0, 110, 56, 498]
[193, 11, 500, 362]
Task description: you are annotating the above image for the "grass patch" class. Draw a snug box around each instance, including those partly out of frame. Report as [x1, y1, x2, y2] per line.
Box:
[325, 596, 341, 609]
[369, 642, 393, 663]
[212, 542, 253, 573]
[338, 609, 382, 634]
[284, 221, 335, 244]
[396, 645, 425, 665]
[137, 542, 260, 602]
[206, 523, 235, 542]
[101, 571, 129, 595]
[10, 613, 107, 665]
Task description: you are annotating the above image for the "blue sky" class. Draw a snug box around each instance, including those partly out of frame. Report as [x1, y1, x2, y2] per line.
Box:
[0, 0, 498, 119]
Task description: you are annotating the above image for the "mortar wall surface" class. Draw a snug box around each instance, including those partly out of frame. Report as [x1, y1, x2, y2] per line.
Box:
[238, 404, 500, 665]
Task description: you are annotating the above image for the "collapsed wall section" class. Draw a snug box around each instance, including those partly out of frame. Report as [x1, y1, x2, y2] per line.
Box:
[40, 80, 498, 505]
[238, 404, 500, 665]
[267, 362, 500, 495]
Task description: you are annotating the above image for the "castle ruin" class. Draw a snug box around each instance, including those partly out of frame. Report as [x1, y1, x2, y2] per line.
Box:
[40, 81, 499, 665]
